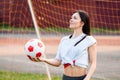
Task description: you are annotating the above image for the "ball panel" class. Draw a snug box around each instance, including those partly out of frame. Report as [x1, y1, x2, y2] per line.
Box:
[36, 52, 42, 58]
[38, 42, 43, 48]
[28, 46, 34, 52]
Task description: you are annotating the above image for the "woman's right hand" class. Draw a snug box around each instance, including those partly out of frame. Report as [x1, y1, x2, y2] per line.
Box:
[28, 56, 61, 67]
[28, 57, 45, 62]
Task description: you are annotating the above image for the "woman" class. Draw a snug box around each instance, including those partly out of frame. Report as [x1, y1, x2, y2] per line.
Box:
[31, 10, 97, 80]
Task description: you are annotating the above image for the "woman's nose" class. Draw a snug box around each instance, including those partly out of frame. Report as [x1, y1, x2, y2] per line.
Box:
[70, 19, 73, 23]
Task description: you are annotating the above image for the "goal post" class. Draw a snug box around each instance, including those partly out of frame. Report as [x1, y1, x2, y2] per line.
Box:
[27, 0, 51, 80]
[27, 0, 40, 39]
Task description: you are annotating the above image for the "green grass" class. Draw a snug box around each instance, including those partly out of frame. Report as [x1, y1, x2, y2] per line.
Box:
[0, 24, 119, 34]
[41, 26, 72, 33]
[91, 27, 120, 34]
[0, 24, 35, 33]
[0, 70, 104, 80]
[0, 70, 61, 80]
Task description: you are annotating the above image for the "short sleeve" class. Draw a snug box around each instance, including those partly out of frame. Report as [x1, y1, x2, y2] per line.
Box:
[55, 47, 62, 61]
[87, 36, 97, 47]
[55, 36, 70, 61]
[55, 37, 65, 61]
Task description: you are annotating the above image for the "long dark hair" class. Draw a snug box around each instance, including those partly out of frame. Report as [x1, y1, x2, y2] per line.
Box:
[76, 10, 90, 35]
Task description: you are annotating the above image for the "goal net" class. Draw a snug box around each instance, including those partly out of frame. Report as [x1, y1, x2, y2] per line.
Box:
[1, 0, 119, 35]
[0, 0, 120, 80]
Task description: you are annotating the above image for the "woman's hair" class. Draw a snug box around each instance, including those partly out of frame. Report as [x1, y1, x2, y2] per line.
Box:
[76, 10, 90, 35]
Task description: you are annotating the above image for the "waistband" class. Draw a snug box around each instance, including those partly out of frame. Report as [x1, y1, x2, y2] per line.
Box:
[62, 74, 86, 80]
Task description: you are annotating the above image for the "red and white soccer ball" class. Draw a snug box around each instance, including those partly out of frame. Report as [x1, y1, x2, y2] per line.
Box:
[24, 39, 45, 60]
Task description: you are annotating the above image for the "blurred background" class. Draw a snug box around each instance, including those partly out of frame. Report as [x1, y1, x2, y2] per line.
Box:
[0, 0, 120, 80]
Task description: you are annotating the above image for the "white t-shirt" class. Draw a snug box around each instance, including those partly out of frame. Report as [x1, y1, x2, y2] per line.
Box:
[55, 33, 96, 68]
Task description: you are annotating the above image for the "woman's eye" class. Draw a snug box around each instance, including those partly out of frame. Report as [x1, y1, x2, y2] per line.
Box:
[73, 16, 77, 19]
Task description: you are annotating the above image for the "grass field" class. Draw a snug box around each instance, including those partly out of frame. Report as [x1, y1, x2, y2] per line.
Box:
[0, 70, 61, 80]
[0, 24, 120, 35]
[0, 70, 103, 80]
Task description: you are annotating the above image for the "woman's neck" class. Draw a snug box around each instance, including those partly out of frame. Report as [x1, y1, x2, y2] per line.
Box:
[72, 27, 83, 39]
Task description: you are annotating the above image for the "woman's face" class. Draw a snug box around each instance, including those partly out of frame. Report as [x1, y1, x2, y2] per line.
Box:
[69, 12, 82, 29]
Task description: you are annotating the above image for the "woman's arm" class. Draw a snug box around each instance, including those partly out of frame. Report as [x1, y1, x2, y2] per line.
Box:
[41, 58, 61, 67]
[84, 43, 97, 80]
[30, 57, 61, 67]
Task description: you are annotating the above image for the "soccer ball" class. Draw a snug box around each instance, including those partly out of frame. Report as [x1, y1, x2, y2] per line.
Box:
[24, 39, 45, 59]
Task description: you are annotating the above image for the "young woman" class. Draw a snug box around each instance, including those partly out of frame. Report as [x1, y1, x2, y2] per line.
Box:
[31, 10, 97, 80]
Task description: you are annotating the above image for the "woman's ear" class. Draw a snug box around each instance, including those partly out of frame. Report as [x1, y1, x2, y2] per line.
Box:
[80, 21, 84, 27]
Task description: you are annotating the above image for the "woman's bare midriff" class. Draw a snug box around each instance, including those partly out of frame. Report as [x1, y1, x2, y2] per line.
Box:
[64, 65, 87, 77]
